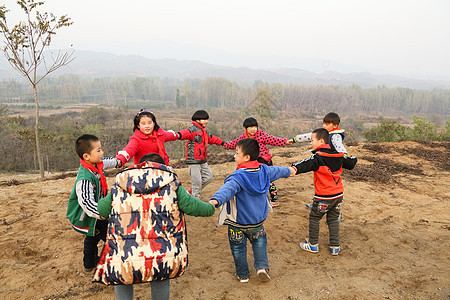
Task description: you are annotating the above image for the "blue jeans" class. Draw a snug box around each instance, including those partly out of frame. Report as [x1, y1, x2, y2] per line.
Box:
[228, 225, 269, 279]
[114, 280, 170, 300]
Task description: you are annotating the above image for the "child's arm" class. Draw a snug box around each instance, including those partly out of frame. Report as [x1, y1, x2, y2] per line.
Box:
[266, 165, 295, 182]
[331, 134, 347, 154]
[177, 186, 215, 216]
[342, 156, 357, 170]
[259, 131, 288, 147]
[116, 137, 140, 166]
[102, 157, 120, 170]
[162, 130, 179, 142]
[97, 193, 112, 219]
[75, 180, 106, 219]
[207, 133, 224, 146]
[223, 134, 245, 150]
[209, 179, 241, 207]
[292, 154, 319, 174]
[177, 128, 194, 141]
[289, 132, 312, 144]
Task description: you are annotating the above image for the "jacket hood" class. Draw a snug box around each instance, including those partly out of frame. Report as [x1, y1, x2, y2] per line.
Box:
[226, 164, 270, 196]
[115, 161, 177, 195]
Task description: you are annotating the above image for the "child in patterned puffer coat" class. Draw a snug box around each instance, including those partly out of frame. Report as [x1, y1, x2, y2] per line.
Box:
[94, 153, 215, 300]
[223, 117, 293, 207]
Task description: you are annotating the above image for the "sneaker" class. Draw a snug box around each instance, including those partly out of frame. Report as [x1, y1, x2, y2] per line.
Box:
[256, 268, 271, 282]
[271, 200, 279, 207]
[330, 246, 341, 256]
[299, 240, 319, 253]
[237, 275, 249, 283]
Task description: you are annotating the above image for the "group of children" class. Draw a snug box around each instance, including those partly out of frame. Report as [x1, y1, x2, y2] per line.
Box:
[66, 110, 357, 299]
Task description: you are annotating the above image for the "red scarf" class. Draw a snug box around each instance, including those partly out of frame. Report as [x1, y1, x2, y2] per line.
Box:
[192, 121, 209, 146]
[236, 160, 262, 170]
[152, 130, 165, 157]
[80, 158, 107, 197]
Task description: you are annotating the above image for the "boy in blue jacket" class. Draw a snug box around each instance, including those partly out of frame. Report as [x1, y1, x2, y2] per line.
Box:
[209, 138, 296, 283]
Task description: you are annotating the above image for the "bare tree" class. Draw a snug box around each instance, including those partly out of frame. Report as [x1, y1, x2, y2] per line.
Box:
[0, 0, 74, 177]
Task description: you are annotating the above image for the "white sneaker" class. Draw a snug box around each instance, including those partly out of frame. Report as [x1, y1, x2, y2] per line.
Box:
[257, 268, 270, 282]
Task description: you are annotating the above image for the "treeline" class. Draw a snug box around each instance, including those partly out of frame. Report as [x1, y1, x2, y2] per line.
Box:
[1, 75, 449, 116]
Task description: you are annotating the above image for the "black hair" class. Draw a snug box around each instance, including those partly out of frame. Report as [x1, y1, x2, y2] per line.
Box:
[139, 153, 165, 164]
[243, 117, 258, 129]
[191, 110, 209, 121]
[312, 128, 330, 144]
[76, 134, 99, 159]
[133, 109, 160, 132]
[323, 112, 340, 125]
[236, 138, 260, 161]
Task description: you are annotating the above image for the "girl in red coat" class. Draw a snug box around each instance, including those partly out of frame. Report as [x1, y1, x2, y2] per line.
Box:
[116, 109, 178, 167]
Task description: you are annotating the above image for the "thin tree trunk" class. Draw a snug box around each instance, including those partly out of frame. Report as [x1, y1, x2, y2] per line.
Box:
[33, 85, 44, 178]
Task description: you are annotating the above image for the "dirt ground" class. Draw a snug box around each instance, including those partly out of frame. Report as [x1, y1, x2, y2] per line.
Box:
[0, 141, 449, 300]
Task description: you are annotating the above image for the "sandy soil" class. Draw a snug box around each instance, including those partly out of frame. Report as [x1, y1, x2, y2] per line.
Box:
[0, 141, 449, 300]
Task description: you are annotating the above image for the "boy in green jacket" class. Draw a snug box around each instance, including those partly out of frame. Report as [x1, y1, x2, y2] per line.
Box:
[66, 134, 119, 272]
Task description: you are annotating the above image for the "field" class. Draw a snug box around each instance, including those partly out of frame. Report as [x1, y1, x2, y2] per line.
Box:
[0, 141, 449, 299]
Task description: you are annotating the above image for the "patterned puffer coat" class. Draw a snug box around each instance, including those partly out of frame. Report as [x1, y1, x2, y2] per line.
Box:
[94, 162, 187, 285]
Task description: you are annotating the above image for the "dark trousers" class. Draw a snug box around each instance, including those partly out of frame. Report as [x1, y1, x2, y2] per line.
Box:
[257, 157, 278, 201]
[308, 197, 343, 247]
[83, 219, 108, 269]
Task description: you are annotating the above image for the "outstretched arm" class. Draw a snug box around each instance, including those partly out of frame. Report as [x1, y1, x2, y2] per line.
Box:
[177, 186, 215, 216]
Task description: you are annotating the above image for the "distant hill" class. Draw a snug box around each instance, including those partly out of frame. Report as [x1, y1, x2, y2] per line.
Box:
[0, 50, 449, 89]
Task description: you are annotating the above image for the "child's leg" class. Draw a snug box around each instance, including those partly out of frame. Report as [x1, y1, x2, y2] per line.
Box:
[308, 199, 327, 245]
[246, 225, 269, 271]
[114, 285, 133, 300]
[326, 197, 343, 247]
[188, 164, 202, 199]
[83, 220, 107, 270]
[200, 162, 214, 188]
[150, 279, 170, 300]
[228, 226, 250, 279]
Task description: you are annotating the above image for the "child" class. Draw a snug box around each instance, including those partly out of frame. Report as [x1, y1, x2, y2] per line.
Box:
[94, 153, 215, 300]
[209, 138, 296, 283]
[177, 110, 224, 199]
[291, 128, 357, 256]
[322, 112, 347, 154]
[66, 134, 119, 271]
[116, 109, 178, 167]
[289, 112, 347, 155]
[223, 117, 293, 207]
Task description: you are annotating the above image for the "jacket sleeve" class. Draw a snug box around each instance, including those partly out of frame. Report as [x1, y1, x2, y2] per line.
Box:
[208, 134, 224, 146]
[97, 193, 112, 219]
[177, 186, 215, 216]
[210, 179, 242, 207]
[223, 134, 244, 150]
[343, 156, 357, 170]
[162, 130, 179, 142]
[102, 157, 119, 170]
[116, 136, 139, 166]
[267, 166, 292, 182]
[260, 131, 287, 147]
[75, 180, 104, 219]
[331, 134, 347, 154]
[292, 154, 319, 174]
[177, 128, 194, 141]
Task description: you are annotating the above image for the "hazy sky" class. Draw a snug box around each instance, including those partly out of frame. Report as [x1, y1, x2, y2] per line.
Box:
[2, 0, 450, 77]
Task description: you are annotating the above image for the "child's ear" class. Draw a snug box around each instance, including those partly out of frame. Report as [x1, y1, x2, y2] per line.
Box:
[83, 153, 90, 161]
[244, 154, 251, 162]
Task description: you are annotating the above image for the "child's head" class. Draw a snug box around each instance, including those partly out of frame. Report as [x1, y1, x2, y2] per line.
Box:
[191, 110, 209, 127]
[243, 117, 258, 136]
[139, 153, 165, 164]
[311, 128, 329, 150]
[322, 112, 340, 131]
[133, 109, 160, 134]
[76, 134, 103, 165]
[235, 138, 259, 166]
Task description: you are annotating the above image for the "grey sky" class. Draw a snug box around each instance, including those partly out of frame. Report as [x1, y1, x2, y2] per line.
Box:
[2, 0, 450, 77]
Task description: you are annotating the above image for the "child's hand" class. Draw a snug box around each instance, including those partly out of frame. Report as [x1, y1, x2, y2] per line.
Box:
[116, 159, 122, 168]
[286, 139, 294, 145]
[289, 166, 297, 177]
[209, 199, 219, 207]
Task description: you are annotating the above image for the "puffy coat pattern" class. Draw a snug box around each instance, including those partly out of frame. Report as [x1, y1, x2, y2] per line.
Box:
[94, 162, 187, 285]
